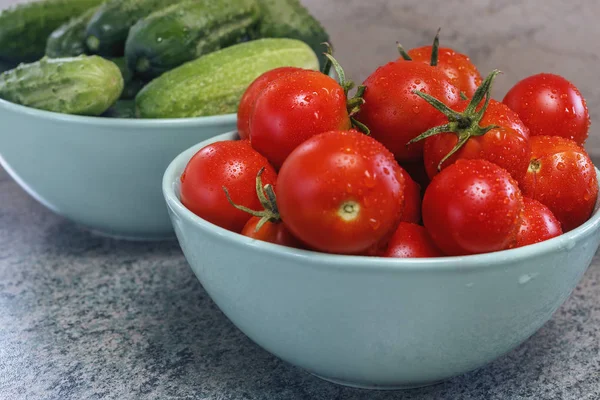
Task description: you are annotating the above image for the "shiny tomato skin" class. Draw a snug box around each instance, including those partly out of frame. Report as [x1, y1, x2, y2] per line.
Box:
[249, 70, 351, 169]
[515, 197, 563, 248]
[241, 217, 302, 248]
[422, 159, 524, 256]
[404, 46, 482, 97]
[237, 67, 302, 140]
[503, 73, 590, 145]
[424, 99, 531, 181]
[519, 136, 597, 232]
[277, 130, 406, 255]
[180, 140, 277, 233]
[356, 61, 461, 162]
[384, 222, 443, 258]
[398, 168, 421, 224]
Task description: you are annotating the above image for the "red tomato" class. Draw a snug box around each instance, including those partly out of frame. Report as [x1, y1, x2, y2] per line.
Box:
[519, 136, 597, 232]
[503, 73, 590, 145]
[423, 99, 531, 181]
[384, 223, 443, 258]
[249, 70, 351, 169]
[277, 130, 406, 255]
[180, 140, 277, 233]
[404, 46, 482, 97]
[515, 197, 562, 248]
[398, 168, 421, 224]
[422, 159, 524, 256]
[356, 61, 460, 161]
[237, 67, 302, 140]
[400, 160, 431, 197]
[241, 217, 302, 248]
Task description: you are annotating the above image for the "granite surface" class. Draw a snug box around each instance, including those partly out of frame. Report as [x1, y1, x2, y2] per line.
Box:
[2, 170, 600, 400]
[1, 0, 600, 399]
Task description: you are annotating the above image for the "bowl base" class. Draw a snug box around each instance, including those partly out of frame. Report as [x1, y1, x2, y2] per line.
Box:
[310, 373, 445, 391]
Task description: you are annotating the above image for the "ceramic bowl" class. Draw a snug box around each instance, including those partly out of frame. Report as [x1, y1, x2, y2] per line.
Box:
[163, 131, 600, 389]
[0, 99, 236, 240]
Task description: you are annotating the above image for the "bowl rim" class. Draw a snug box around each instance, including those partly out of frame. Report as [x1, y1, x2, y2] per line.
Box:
[0, 97, 237, 127]
[162, 130, 600, 272]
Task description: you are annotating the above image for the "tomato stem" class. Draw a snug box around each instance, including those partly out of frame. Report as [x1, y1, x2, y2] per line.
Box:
[430, 28, 441, 67]
[409, 69, 503, 170]
[460, 92, 468, 100]
[396, 42, 412, 61]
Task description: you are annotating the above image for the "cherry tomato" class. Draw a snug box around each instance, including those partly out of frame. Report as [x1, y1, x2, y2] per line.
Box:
[515, 197, 562, 248]
[503, 73, 590, 145]
[423, 99, 531, 181]
[356, 61, 460, 161]
[249, 70, 351, 169]
[403, 46, 482, 97]
[519, 136, 597, 232]
[241, 217, 302, 248]
[384, 223, 443, 258]
[237, 67, 302, 140]
[422, 159, 523, 256]
[180, 140, 277, 233]
[398, 168, 421, 224]
[400, 160, 431, 197]
[277, 130, 406, 255]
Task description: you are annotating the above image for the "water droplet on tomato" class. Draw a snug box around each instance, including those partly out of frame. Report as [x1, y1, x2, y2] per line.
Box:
[557, 162, 566, 171]
[369, 218, 381, 230]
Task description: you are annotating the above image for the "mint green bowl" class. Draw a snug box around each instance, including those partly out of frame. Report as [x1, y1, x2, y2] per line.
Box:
[0, 99, 236, 240]
[163, 131, 600, 389]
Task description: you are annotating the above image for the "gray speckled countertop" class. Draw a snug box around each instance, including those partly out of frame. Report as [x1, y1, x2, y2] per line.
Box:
[2, 170, 600, 400]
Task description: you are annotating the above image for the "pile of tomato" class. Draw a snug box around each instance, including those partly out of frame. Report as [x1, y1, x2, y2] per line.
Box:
[180, 33, 598, 257]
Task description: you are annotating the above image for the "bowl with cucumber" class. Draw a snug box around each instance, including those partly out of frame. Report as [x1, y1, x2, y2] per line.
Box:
[0, 0, 326, 240]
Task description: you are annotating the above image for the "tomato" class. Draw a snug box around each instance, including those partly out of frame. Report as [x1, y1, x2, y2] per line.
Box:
[503, 73, 590, 145]
[180, 140, 277, 233]
[422, 159, 523, 256]
[515, 197, 562, 248]
[519, 136, 597, 232]
[400, 160, 431, 197]
[277, 130, 406, 255]
[423, 99, 531, 181]
[241, 217, 302, 248]
[398, 168, 421, 224]
[403, 46, 482, 98]
[356, 61, 460, 161]
[384, 223, 443, 258]
[249, 70, 351, 169]
[237, 67, 302, 140]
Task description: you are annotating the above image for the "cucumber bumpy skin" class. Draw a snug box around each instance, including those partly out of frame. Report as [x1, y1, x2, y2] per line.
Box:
[0, 0, 105, 63]
[256, 0, 330, 69]
[125, 0, 260, 80]
[0, 56, 124, 116]
[85, 0, 178, 57]
[135, 38, 319, 119]
[46, 6, 101, 58]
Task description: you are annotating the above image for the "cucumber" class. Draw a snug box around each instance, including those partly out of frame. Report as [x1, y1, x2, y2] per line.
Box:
[46, 6, 101, 58]
[136, 38, 319, 119]
[0, 0, 105, 63]
[256, 0, 330, 68]
[125, 0, 260, 79]
[85, 0, 177, 57]
[102, 100, 137, 118]
[112, 57, 146, 99]
[0, 56, 123, 116]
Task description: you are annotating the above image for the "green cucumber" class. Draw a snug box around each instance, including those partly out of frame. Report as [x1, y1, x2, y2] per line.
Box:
[256, 0, 330, 68]
[102, 100, 137, 118]
[0, 0, 105, 63]
[125, 0, 260, 79]
[46, 6, 101, 58]
[0, 55, 123, 116]
[136, 38, 319, 119]
[85, 0, 177, 57]
[112, 57, 146, 99]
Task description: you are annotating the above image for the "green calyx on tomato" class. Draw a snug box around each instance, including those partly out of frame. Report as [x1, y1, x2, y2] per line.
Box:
[321, 43, 370, 135]
[397, 28, 442, 66]
[222, 167, 280, 232]
[408, 69, 502, 170]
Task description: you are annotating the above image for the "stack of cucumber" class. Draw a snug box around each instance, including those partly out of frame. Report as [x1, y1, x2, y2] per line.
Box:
[0, 0, 327, 118]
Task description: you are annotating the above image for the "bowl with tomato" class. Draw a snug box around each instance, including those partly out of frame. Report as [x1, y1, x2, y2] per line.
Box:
[162, 36, 600, 388]
[0, 99, 236, 239]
